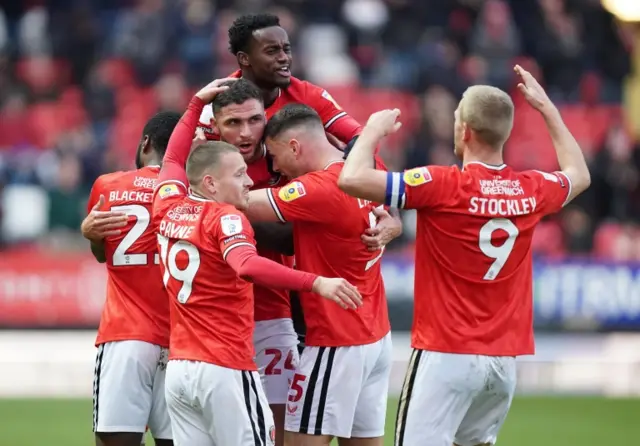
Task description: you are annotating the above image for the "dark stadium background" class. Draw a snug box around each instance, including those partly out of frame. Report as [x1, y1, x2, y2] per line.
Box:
[0, 0, 639, 444]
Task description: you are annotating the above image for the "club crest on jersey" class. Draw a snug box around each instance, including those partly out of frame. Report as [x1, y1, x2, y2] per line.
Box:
[158, 183, 180, 199]
[221, 214, 243, 236]
[321, 90, 343, 110]
[279, 182, 306, 202]
[404, 167, 432, 187]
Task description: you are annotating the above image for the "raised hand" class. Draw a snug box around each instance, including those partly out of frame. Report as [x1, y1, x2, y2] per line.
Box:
[81, 195, 128, 241]
[364, 108, 403, 139]
[195, 78, 237, 103]
[514, 65, 553, 113]
[312, 277, 363, 310]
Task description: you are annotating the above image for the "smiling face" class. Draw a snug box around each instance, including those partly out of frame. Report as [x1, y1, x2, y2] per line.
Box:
[213, 98, 266, 163]
[245, 26, 292, 88]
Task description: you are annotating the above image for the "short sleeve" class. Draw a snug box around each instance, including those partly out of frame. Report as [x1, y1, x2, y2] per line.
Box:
[529, 170, 572, 215]
[385, 165, 455, 210]
[152, 180, 187, 222]
[213, 212, 256, 261]
[265, 175, 337, 223]
[87, 176, 105, 213]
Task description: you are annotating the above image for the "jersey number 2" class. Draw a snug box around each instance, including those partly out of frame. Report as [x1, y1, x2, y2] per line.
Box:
[157, 235, 201, 303]
[478, 218, 519, 281]
[111, 205, 159, 266]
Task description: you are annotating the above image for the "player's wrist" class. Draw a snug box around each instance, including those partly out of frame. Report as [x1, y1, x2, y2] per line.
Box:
[311, 276, 323, 294]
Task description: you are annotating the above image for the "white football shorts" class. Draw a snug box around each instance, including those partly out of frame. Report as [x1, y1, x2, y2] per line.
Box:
[394, 349, 517, 446]
[254, 318, 300, 405]
[92, 340, 171, 439]
[165, 360, 276, 446]
[285, 332, 392, 438]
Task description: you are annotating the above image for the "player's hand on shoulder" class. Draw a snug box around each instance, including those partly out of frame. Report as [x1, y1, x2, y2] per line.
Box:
[195, 77, 237, 103]
[362, 207, 402, 251]
[514, 64, 554, 114]
[364, 109, 402, 139]
[312, 277, 363, 310]
[81, 195, 128, 241]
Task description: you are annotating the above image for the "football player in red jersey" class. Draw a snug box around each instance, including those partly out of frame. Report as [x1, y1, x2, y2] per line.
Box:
[184, 77, 400, 446]
[338, 66, 591, 446]
[198, 13, 361, 147]
[155, 79, 362, 446]
[198, 13, 402, 368]
[81, 111, 181, 446]
[244, 104, 392, 446]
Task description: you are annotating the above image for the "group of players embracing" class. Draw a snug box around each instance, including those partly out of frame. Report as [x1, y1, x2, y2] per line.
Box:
[81, 12, 591, 446]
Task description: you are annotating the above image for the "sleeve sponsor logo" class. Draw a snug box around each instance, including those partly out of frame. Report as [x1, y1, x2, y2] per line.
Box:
[321, 90, 343, 110]
[221, 214, 243, 236]
[158, 183, 180, 199]
[403, 167, 432, 187]
[278, 182, 306, 202]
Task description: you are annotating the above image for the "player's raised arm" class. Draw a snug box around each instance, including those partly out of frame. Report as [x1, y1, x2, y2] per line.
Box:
[338, 109, 403, 204]
[514, 65, 590, 203]
[157, 78, 235, 188]
[217, 212, 362, 309]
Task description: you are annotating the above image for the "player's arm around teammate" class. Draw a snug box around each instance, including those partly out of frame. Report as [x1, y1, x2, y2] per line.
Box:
[81, 194, 128, 263]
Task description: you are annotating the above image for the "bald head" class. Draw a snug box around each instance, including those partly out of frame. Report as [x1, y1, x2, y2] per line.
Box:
[459, 85, 514, 147]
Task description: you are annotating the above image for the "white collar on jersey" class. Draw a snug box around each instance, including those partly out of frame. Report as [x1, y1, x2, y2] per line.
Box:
[323, 159, 344, 170]
[188, 189, 213, 202]
[462, 161, 507, 171]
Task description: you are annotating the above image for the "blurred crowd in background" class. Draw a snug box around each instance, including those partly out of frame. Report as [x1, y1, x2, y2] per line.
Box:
[0, 0, 639, 260]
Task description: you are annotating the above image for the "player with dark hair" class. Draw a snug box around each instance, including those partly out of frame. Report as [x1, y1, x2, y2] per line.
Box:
[198, 13, 362, 149]
[175, 77, 396, 446]
[81, 111, 182, 446]
[338, 66, 591, 446]
[244, 103, 392, 446]
[154, 79, 362, 446]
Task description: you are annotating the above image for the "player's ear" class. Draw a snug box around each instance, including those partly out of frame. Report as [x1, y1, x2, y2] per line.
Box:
[290, 138, 301, 156]
[462, 123, 471, 142]
[141, 135, 151, 153]
[211, 117, 220, 135]
[237, 51, 250, 68]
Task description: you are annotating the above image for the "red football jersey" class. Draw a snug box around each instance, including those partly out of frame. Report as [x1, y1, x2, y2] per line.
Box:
[266, 161, 390, 347]
[152, 179, 258, 370]
[385, 161, 572, 356]
[198, 72, 359, 142]
[247, 145, 293, 321]
[87, 166, 169, 347]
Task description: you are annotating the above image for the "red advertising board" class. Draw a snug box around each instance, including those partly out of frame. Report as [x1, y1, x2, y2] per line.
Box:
[0, 248, 106, 327]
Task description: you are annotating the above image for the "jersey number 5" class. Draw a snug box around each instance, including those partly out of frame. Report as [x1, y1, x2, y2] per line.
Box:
[111, 205, 159, 266]
[478, 218, 519, 281]
[157, 234, 201, 303]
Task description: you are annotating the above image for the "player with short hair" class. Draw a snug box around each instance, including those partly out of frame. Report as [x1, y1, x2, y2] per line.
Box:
[190, 76, 399, 446]
[199, 13, 402, 369]
[154, 79, 363, 446]
[244, 103, 392, 446]
[338, 66, 591, 446]
[81, 111, 182, 446]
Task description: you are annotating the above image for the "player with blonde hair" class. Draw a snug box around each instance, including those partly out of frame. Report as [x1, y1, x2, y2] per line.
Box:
[338, 65, 591, 446]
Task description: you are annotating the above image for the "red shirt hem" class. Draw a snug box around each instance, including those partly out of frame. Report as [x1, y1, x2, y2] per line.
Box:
[168, 355, 257, 371]
[96, 334, 170, 348]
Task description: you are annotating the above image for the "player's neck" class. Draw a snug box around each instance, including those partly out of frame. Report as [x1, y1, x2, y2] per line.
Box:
[462, 145, 504, 168]
[241, 71, 280, 107]
[145, 156, 162, 168]
[314, 143, 344, 171]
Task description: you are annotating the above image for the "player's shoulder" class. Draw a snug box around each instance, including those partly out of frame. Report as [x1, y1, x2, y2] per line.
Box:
[93, 167, 154, 191]
[516, 169, 568, 188]
[403, 164, 460, 186]
[208, 202, 251, 232]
